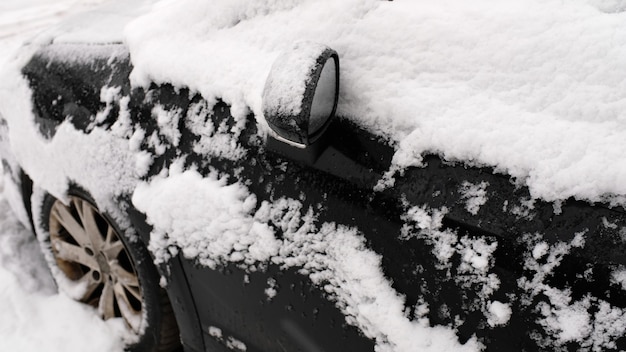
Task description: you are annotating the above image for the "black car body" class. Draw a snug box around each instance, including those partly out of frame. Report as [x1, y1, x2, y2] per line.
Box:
[1, 8, 626, 352]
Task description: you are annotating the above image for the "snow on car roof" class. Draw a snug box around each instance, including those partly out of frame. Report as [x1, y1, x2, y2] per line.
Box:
[120, 0, 626, 205]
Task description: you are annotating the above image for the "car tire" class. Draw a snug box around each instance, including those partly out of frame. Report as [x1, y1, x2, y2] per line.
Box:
[36, 188, 180, 352]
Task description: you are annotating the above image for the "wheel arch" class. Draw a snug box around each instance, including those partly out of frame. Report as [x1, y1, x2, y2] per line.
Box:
[125, 199, 206, 352]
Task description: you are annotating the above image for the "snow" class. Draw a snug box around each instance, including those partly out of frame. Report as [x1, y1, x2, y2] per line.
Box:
[459, 181, 489, 216]
[262, 42, 329, 120]
[515, 232, 626, 350]
[486, 301, 512, 327]
[31, 0, 157, 45]
[401, 205, 503, 331]
[532, 242, 550, 260]
[208, 326, 248, 352]
[534, 290, 626, 351]
[134, 170, 281, 269]
[611, 267, 626, 290]
[2, 0, 626, 351]
[186, 101, 248, 161]
[153, 105, 182, 147]
[121, 0, 626, 206]
[264, 277, 278, 301]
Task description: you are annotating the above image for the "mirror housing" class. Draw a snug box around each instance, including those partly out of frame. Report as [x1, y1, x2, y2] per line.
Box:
[262, 42, 339, 147]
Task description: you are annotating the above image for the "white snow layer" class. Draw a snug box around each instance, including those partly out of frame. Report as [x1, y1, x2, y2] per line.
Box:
[124, 0, 626, 205]
[1, 0, 626, 351]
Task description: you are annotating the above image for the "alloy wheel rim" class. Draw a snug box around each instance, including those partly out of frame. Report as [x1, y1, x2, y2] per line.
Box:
[48, 196, 143, 334]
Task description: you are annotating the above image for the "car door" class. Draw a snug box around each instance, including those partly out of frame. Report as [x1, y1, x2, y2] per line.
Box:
[134, 78, 515, 350]
[145, 86, 626, 351]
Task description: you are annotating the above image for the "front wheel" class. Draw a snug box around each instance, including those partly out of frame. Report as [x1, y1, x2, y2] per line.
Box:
[37, 190, 180, 352]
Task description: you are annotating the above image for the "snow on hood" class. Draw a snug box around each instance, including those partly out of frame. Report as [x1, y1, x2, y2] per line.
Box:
[123, 0, 626, 204]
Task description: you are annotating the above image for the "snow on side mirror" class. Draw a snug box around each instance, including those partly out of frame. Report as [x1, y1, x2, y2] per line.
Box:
[262, 42, 339, 147]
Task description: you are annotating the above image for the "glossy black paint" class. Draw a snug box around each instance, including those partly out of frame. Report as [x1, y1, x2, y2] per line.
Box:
[14, 43, 626, 351]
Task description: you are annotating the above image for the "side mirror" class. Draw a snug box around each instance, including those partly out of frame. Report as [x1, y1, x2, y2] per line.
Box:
[262, 42, 339, 147]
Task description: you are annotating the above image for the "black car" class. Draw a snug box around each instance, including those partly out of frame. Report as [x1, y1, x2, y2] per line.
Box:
[1, 7, 626, 352]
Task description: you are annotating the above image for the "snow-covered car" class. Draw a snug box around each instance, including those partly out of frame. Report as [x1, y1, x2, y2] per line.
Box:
[2, 1, 626, 352]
